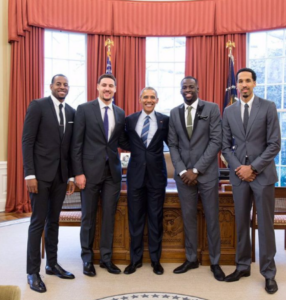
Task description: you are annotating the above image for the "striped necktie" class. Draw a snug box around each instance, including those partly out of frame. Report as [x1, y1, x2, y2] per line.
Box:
[187, 106, 193, 139]
[141, 116, 150, 147]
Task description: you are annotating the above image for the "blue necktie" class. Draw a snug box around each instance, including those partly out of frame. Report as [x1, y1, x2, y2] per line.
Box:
[141, 116, 150, 147]
[104, 106, 109, 140]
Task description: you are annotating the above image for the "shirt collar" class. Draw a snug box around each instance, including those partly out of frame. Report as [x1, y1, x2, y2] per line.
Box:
[240, 94, 255, 107]
[98, 98, 113, 111]
[184, 98, 199, 111]
[51, 94, 65, 107]
[141, 109, 156, 121]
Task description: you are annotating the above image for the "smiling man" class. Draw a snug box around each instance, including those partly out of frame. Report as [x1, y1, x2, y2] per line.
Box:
[168, 76, 225, 281]
[22, 74, 76, 293]
[72, 74, 129, 276]
[222, 68, 281, 294]
[124, 87, 169, 275]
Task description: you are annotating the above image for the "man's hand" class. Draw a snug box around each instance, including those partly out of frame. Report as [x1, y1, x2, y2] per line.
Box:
[26, 178, 38, 194]
[75, 174, 86, 189]
[181, 169, 198, 186]
[235, 165, 256, 182]
[66, 181, 75, 195]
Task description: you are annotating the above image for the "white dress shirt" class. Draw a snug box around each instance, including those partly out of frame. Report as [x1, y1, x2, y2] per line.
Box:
[135, 110, 158, 147]
[98, 98, 115, 141]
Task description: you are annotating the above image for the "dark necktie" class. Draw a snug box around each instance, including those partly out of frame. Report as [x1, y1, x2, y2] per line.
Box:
[104, 106, 109, 140]
[141, 116, 150, 147]
[243, 103, 249, 132]
[59, 103, 64, 139]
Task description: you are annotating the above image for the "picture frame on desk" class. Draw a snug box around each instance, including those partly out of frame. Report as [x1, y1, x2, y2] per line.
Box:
[120, 153, 130, 168]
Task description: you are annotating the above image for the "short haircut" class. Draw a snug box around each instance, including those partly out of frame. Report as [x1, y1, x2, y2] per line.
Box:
[236, 68, 257, 81]
[51, 74, 68, 84]
[97, 74, 117, 86]
[140, 87, 158, 98]
[181, 76, 198, 86]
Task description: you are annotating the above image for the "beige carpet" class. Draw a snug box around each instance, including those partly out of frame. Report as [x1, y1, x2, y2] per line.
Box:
[0, 220, 285, 300]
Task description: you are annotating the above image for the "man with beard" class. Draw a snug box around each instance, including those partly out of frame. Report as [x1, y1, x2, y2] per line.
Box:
[168, 76, 225, 281]
[222, 68, 280, 294]
[22, 74, 75, 293]
[72, 74, 129, 276]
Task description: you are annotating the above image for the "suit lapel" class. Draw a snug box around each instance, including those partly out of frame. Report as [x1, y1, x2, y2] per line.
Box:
[92, 99, 106, 141]
[179, 104, 189, 140]
[48, 96, 62, 141]
[233, 100, 245, 137]
[109, 104, 120, 142]
[148, 112, 163, 148]
[246, 96, 261, 137]
[193, 99, 204, 135]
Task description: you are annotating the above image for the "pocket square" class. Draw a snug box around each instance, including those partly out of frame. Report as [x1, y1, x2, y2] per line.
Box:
[197, 115, 208, 120]
[68, 121, 74, 124]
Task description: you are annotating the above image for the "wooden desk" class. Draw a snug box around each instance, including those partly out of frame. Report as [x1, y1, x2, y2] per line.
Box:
[92, 179, 236, 266]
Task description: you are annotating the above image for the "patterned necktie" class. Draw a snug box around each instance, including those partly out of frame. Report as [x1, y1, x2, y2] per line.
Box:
[187, 106, 193, 139]
[141, 116, 150, 147]
[59, 103, 64, 139]
[104, 106, 109, 140]
[243, 104, 249, 132]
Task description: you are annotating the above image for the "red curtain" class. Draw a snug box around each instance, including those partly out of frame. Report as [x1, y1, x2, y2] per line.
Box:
[185, 34, 246, 113]
[9, 0, 286, 42]
[6, 27, 44, 213]
[87, 35, 146, 116]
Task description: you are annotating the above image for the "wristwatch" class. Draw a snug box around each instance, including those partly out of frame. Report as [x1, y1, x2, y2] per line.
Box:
[193, 168, 199, 174]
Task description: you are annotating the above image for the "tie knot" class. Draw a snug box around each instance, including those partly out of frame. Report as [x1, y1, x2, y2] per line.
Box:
[245, 104, 249, 108]
[145, 115, 150, 119]
[187, 106, 192, 112]
[59, 104, 63, 110]
[104, 106, 109, 111]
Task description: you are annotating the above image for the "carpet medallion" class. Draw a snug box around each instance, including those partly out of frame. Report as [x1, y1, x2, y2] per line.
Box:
[96, 292, 208, 300]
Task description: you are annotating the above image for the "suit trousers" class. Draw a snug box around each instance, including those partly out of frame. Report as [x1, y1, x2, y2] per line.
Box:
[127, 176, 165, 264]
[232, 180, 276, 279]
[175, 177, 221, 265]
[80, 162, 121, 263]
[27, 168, 66, 274]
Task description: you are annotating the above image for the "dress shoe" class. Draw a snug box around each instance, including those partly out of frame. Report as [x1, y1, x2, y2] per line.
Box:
[124, 260, 143, 275]
[210, 265, 225, 281]
[265, 279, 278, 294]
[173, 260, 199, 274]
[151, 261, 164, 275]
[27, 273, 46, 293]
[83, 262, 96, 277]
[100, 261, 121, 274]
[224, 268, 250, 282]
[46, 263, 75, 279]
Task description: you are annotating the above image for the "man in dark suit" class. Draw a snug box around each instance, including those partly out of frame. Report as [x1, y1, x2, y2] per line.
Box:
[168, 76, 225, 281]
[123, 87, 169, 275]
[22, 74, 76, 293]
[222, 68, 281, 294]
[72, 74, 129, 276]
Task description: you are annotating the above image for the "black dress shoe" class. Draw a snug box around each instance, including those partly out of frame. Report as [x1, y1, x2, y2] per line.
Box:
[265, 279, 278, 294]
[151, 262, 164, 275]
[27, 273, 46, 293]
[100, 261, 121, 274]
[83, 262, 96, 277]
[173, 260, 199, 274]
[46, 263, 75, 279]
[124, 260, 143, 275]
[210, 265, 225, 281]
[225, 268, 250, 282]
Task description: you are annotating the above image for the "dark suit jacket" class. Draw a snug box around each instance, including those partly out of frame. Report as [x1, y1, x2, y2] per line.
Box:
[168, 99, 222, 183]
[125, 111, 169, 189]
[72, 99, 128, 184]
[22, 96, 75, 182]
[222, 96, 281, 186]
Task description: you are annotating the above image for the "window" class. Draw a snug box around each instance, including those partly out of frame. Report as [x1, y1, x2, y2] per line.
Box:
[44, 30, 87, 109]
[146, 37, 186, 115]
[248, 29, 286, 186]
